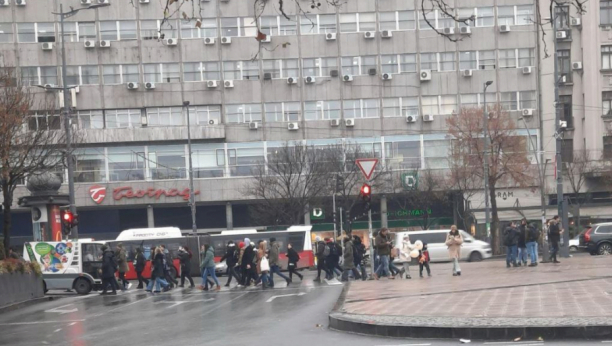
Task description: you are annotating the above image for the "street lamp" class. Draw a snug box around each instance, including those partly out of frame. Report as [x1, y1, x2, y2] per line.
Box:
[183, 101, 198, 234]
[51, 2, 110, 239]
[483, 80, 493, 239]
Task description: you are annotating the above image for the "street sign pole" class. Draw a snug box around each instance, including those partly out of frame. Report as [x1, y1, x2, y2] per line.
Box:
[332, 192, 337, 235]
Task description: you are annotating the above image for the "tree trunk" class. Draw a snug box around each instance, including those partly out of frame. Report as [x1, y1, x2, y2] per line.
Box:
[2, 186, 13, 256]
[489, 182, 501, 255]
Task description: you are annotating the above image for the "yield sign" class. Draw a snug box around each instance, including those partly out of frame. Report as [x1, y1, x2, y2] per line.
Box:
[355, 158, 378, 180]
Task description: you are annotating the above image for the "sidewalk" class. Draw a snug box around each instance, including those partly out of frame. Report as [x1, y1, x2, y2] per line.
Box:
[329, 255, 612, 340]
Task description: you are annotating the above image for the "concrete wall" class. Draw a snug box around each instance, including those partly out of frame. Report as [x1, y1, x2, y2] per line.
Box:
[0, 272, 44, 309]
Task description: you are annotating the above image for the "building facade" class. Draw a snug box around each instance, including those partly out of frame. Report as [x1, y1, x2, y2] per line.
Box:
[0, 0, 542, 241]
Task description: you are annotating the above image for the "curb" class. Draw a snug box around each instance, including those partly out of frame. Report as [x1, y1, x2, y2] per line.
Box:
[328, 285, 612, 341]
[0, 296, 55, 314]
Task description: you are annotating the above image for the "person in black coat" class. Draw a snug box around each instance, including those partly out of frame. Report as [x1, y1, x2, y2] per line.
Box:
[134, 247, 149, 289]
[221, 241, 241, 287]
[178, 246, 195, 288]
[240, 238, 256, 287]
[517, 219, 528, 267]
[503, 222, 519, 268]
[100, 245, 118, 295]
[286, 243, 303, 281]
[146, 247, 170, 293]
[548, 215, 564, 263]
[353, 235, 367, 281]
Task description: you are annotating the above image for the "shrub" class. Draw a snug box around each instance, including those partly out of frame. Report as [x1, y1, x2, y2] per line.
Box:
[0, 259, 42, 277]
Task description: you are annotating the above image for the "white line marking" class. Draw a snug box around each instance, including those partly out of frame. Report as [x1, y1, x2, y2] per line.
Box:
[484, 342, 543, 345]
[53, 329, 62, 333]
[374, 344, 432, 346]
[266, 292, 306, 303]
[44, 304, 78, 314]
[601, 342, 612, 343]
[68, 322, 77, 326]
[0, 320, 85, 326]
[156, 298, 214, 308]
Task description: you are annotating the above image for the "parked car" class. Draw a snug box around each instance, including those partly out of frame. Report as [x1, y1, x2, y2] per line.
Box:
[579, 223, 612, 255]
[569, 231, 585, 252]
[394, 229, 492, 262]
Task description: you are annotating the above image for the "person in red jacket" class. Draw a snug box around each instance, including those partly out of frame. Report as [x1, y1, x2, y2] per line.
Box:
[419, 243, 431, 278]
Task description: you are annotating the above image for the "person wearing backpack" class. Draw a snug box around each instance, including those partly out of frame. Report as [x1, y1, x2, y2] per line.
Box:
[313, 236, 330, 282]
[220, 241, 241, 287]
[503, 222, 519, 268]
[526, 223, 540, 267]
[325, 238, 341, 279]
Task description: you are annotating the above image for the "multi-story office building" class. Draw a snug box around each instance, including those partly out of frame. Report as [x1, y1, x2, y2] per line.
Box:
[0, 0, 542, 241]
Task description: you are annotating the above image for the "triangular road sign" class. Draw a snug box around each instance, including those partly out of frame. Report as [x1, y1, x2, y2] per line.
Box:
[355, 158, 378, 180]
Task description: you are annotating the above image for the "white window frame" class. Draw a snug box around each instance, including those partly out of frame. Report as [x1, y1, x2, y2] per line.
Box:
[99, 21, 119, 41]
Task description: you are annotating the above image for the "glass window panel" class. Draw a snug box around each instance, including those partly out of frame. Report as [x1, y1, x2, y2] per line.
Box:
[381, 54, 399, 74]
[240, 17, 257, 37]
[283, 59, 299, 78]
[499, 49, 517, 68]
[279, 16, 297, 35]
[420, 53, 437, 71]
[81, 66, 99, 85]
[61, 22, 77, 43]
[40, 66, 58, 85]
[459, 51, 477, 70]
[107, 146, 146, 182]
[500, 92, 518, 111]
[363, 99, 379, 118]
[147, 107, 184, 126]
[17, 23, 35, 43]
[123, 64, 139, 83]
[519, 91, 536, 109]
[225, 104, 243, 123]
[202, 62, 220, 80]
[304, 101, 322, 120]
[300, 15, 318, 34]
[100, 21, 118, 41]
[440, 95, 457, 114]
[383, 98, 401, 117]
[419, 11, 435, 30]
[476, 7, 494, 27]
[323, 100, 340, 120]
[339, 13, 357, 33]
[65, 66, 80, 86]
[78, 22, 96, 41]
[439, 52, 455, 71]
[243, 60, 260, 80]
[119, 21, 137, 40]
[149, 145, 186, 180]
[0, 23, 13, 43]
[424, 140, 450, 169]
[401, 97, 419, 116]
[260, 16, 278, 36]
[379, 12, 397, 31]
[461, 94, 479, 109]
[362, 56, 377, 75]
[37, 23, 55, 43]
[284, 102, 301, 121]
[517, 5, 534, 26]
[105, 109, 141, 128]
[302, 58, 318, 77]
[498, 6, 515, 26]
[77, 110, 104, 129]
[478, 50, 496, 70]
[321, 57, 337, 76]
[183, 62, 201, 82]
[140, 20, 158, 40]
[21, 67, 38, 86]
[342, 57, 359, 75]
[437, 13, 454, 29]
[223, 61, 241, 80]
[359, 13, 376, 32]
[602, 0, 612, 25]
[181, 19, 200, 39]
[603, 46, 612, 70]
[343, 99, 361, 118]
[265, 102, 283, 122]
[399, 53, 417, 73]
[263, 60, 281, 79]
[74, 148, 106, 183]
[457, 8, 475, 27]
[200, 18, 217, 37]
[103, 65, 121, 84]
[160, 20, 178, 39]
[518, 48, 535, 67]
[162, 63, 180, 83]
[221, 18, 239, 37]
[144, 64, 161, 83]
[319, 14, 337, 33]
[398, 11, 416, 30]
[422, 96, 438, 114]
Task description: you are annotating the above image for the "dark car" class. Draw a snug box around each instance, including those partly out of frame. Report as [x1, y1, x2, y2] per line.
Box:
[580, 223, 612, 255]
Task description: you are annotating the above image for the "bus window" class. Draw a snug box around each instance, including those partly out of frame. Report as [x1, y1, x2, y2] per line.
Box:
[82, 244, 103, 262]
[288, 232, 305, 252]
[212, 239, 225, 257]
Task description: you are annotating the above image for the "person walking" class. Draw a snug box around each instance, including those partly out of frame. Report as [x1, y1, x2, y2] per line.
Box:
[313, 236, 329, 282]
[325, 238, 341, 279]
[200, 244, 221, 291]
[517, 219, 529, 266]
[115, 243, 130, 290]
[446, 225, 463, 276]
[134, 247, 149, 289]
[353, 235, 367, 280]
[374, 228, 393, 280]
[418, 243, 431, 278]
[220, 241, 241, 287]
[526, 222, 540, 267]
[160, 244, 178, 288]
[100, 245, 118, 295]
[257, 241, 271, 289]
[548, 215, 564, 263]
[341, 237, 361, 281]
[178, 246, 195, 288]
[241, 238, 257, 287]
[269, 237, 291, 287]
[146, 247, 170, 293]
[503, 222, 519, 268]
[286, 243, 303, 281]
[399, 235, 415, 279]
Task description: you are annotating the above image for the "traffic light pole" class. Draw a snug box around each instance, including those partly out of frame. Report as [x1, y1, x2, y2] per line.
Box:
[368, 208, 375, 277]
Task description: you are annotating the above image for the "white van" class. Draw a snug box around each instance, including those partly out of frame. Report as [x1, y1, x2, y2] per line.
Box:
[394, 229, 492, 262]
[23, 239, 106, 295]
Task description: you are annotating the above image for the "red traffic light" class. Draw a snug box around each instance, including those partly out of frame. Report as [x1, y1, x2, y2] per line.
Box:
[62, 211, 74, 223]
[360, 183, 371, 197]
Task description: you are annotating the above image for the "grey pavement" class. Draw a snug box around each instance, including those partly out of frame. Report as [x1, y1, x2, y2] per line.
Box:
[0, 269, 608, 346]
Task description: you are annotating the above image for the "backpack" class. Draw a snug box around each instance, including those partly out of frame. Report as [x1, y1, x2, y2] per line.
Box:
[329, 243, 340, 257]
[529, 226, 540, 241]
[323, 243, 331, 257]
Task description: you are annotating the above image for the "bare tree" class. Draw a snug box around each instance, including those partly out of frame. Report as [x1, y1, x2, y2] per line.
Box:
[447, 105, 535, 254]
[564, 149, 593, 233]
[0, 69, 69, 251]
[446, 142, 484, 232]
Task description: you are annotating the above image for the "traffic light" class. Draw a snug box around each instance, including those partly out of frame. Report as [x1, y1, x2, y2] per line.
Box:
[335, 174, 345, 193]
[360, 183, 372, 213]
[61, 210, 78, 236]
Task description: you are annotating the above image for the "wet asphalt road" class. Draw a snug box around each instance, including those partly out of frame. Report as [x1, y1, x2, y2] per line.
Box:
[0, 270, 606, 346]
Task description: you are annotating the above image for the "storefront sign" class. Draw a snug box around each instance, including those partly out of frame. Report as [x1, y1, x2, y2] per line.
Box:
[388, 208, 433, 218]
[112, 187, 200, 201]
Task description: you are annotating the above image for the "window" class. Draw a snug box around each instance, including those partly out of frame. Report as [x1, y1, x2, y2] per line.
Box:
[21, 67, 38, 86]
[40, 66, 58, 85]
[242, 61, 259, 80]
[438, 13, 454, 29]
[518, 48, 535, 67]
[149, 145, 186, 180]
[418, 11, 436, 30]
[319, 14, 337, 33]
[340, 14, 358, 33]
[381, 55, 399, 74]
[61, 22, 77, 42]
[143, 64, 161, 83]
[457, 8, 475, 27]
[183, 62, 220, 81]
[105, 109, 141, 128]
[476, 7, 494, 27]
[28, 113, 61, 131]
[304, 101, 322, 121]
[342, 56, 360, 75]
[100, 21, 118, 41]
[519, 91, 536, 109]
[265, 103, 283, 122]
[440, 95, 457, 114]
[459, 51, 477, 70]
[227, 143, 265, 177]
[420, 53, 437, 71]
[147, 107, 184, 126]
[603, 91, 612, 117]
[499, 49, 517, 69]
[359, 13, 376, 32]
[0, 23, 13, 43]
[122, 65, 139, 83]
[302, 58, 318, 77]
[421, 96, 438, 114]
[279, 16, 297, 35]
[240, 17, 257, 37]
[263, 60, 281, 79]
[189, 105, 221, 125]
[226, 103, 262, 123]
[160, 20, 178, 39]
[74, 148, 106, 183]
[399, 54, 417, 73]
[323, 100, 341, 119]
[17, 23, 35, 43]
[65, 66, 80, 86]
[192, 143, 225, 178]
[461, 94, 479, 109]
[603, 46, 612, 70]
[558, 50, 572, 83]
[604, 135, 612, 159]
[362, 56, 377, 74]
[402, 97, 419, 117]
[363, 99, 379, 118]
[300, 15, 319, 34]
[516, 5, 534, 26]
[78, 22, 96, 41]
[344, 99, 361, 118]
[283, 102, 301, 121]
[424, 139, 450, 169]
[283, 59, 299, 78]
[379, 12, 397, 31]
[555, 6, 570, 29]
[500, 92, 518, 110]
[140, 20, 159, 40]
[602, 0, 612, 25]
[498, 6, 515, 26]
[385, 139, 421, 170]
[221, 18, 239, 37]
[119, 21, 137, 40]
[77, 110, 104, 129]
[320, 57, 338, 76]
[382, 98, 400, 117]
[143, 63, 180, 83]
[81, 66, 100, 85]
[398, 11, 416, 30]
[103, 65, 121, 84]
[107, 147, 145, 182]
[199, 19, 217, 37]
[559, 95, 573, 128]
[561, 140, 574, 163]
[260, 16, 279, 36]
[439, 52, 455, 72]
[478, 50, 496, 70]
[223, 61, 241, 80]
[181, 19, 213, 39]
[37, 23, 55, 43]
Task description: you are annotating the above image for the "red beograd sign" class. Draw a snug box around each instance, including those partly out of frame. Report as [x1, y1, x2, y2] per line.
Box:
[89, 185, 200, 204]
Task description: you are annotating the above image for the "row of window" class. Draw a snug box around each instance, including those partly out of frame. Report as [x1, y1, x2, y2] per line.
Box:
[18, 49, 535, 86]
[0, 6, 536, 44]
[60, 133, 533, 183]
[32, 92, 537, 131]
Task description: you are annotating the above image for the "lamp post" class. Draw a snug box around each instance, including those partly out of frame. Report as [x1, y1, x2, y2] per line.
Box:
[52, 3, 110, 239]
[483, 81, 493, 240]
[183, 101, 197, 234]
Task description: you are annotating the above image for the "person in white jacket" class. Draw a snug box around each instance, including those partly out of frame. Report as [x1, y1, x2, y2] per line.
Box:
[399, 235, 415, 279]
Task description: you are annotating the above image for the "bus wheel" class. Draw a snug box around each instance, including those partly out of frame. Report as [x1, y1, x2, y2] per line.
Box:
[74, 278, 92, 295]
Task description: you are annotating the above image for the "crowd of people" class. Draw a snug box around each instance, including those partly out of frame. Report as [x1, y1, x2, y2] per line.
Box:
[502, 215, 564, 268]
